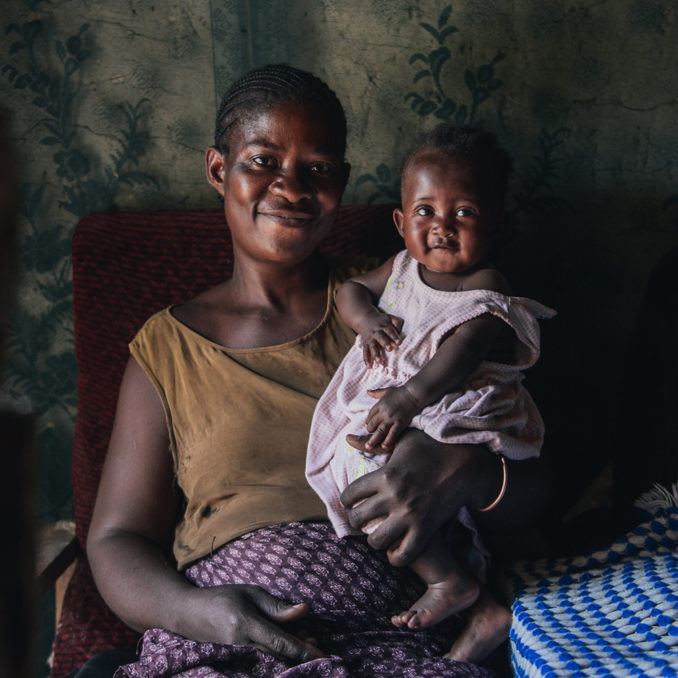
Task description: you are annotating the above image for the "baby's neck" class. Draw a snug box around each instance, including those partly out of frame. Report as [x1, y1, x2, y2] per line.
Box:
[418, 261, 493, 292]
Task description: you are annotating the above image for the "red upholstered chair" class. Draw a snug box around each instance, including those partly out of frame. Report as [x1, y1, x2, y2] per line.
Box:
[50, 204, 399, 676]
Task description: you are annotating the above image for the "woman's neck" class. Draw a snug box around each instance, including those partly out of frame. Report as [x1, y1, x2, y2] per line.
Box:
[228, 252, 329, 311]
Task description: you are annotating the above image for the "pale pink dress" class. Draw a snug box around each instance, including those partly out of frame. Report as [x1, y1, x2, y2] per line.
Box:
[306, 250, 556, 549]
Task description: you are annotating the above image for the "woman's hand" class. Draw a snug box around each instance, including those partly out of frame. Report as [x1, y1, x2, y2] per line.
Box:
[340, 430, 499, 567]
[356, 311, 403, 367]
[186, 584, 324, 663]
[88, 359, 324, 667]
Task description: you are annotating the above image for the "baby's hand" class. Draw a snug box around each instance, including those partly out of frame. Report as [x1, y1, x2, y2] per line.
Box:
[357, 312, 403, 368]
[363, 386, 421, 451]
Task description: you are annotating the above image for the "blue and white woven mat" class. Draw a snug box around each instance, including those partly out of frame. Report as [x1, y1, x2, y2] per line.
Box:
[506, 508, 678, 677]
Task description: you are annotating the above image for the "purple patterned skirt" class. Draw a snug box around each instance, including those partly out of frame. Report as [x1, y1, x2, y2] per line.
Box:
[115, 521, 492, 677]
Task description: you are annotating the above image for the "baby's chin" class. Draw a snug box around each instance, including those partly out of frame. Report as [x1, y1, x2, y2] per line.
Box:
[419, 252, 476, 275]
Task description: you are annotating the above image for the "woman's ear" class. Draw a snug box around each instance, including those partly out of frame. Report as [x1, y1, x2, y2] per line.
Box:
[341, 162, 351, 191]
[392, 208, 405, 238]
[205, 146, 226, 197]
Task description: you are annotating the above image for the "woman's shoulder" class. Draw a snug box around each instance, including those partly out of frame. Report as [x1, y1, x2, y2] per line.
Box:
[130, 307, 180, 350]
[329, 254, 382, 284]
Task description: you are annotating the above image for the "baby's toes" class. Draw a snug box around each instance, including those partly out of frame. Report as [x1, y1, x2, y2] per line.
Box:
[391, 609, 416, 628]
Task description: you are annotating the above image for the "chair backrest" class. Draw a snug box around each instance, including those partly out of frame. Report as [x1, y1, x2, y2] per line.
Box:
[52, 204, 399, 676]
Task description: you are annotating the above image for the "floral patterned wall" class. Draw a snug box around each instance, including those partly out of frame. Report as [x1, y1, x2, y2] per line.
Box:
[2, 0, 678, 526]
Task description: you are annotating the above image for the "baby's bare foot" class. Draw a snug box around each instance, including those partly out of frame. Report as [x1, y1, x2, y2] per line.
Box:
[445, 592, 511, 664]
[391, 576, 479, 629]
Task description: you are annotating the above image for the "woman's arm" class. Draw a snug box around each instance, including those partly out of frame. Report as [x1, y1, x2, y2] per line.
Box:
[340, 430, 551, 567]
[336, 256, 402, 367]
[87, 357, 322, 662]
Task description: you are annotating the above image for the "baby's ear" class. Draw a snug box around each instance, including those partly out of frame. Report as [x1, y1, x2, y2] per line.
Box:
[492, 210, 507, 239]
[392, 208, 405, 238]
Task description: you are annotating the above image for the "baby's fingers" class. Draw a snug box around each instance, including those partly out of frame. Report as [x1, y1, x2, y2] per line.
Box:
[369, 340, 386, 366]
[379, 323, 401, 348]
[362, 342, 373, 368]
[373, 329, 396, 352]
[378, 422, 401, 451]
[388, 314, 404, 335]
[366, 422, 392, 451]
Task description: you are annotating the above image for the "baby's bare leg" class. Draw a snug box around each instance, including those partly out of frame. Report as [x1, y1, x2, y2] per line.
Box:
[391, 531, 479, 629]
[446, 586, 511, 664]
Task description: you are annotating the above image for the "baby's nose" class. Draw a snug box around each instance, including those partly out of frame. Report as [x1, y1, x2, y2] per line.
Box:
[434, 216, 457, 235]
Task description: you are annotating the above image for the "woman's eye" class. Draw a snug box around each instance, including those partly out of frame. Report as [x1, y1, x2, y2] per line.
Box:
[251, 155, 277, 168]
[309, 162, 335, 175]
[456, 207, 477, 217]
[415, 206, 433, 217]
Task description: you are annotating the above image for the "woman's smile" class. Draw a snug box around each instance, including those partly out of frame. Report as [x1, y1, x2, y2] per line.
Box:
[257, 207, 318, 227]
[206, 100, 349, 266]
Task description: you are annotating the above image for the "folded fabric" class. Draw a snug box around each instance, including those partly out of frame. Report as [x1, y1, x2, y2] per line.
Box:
[506, 508, 678, 676]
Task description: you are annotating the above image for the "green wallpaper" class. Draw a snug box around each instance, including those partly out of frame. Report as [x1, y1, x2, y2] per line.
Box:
[2, 0, 678, 524]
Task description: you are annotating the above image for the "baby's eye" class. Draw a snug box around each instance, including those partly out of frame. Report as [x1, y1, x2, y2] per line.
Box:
[251, 155, 278, 169]
[415, 205, 434, 217]
[456, 207, 477, 218]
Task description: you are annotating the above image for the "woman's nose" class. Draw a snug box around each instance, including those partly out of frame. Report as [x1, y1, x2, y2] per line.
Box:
[270, 168, 311, 203]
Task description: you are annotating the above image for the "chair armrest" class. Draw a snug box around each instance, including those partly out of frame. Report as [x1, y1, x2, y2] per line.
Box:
[37, 520, 80, 595]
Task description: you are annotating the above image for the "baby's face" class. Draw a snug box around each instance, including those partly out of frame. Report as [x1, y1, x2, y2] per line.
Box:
[394, 151, 500, 275]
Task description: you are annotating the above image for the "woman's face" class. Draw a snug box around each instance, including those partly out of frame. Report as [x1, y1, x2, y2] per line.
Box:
[206, 101, 349, 268]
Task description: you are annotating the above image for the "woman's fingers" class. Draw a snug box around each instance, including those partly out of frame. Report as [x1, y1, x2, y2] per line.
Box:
[365, 517, 407, 555]
[385, 523, 432, 567]
[245, 589, 324, 662]
[339, 464, 379, 506]
[247, 616, 324, 663]
[345, 494, 389, 531]
[246, 588, 309, 623]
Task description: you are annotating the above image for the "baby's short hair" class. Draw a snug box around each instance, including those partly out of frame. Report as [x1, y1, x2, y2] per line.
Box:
[402, 124, 513, 209]
[214, 64, 347, 158]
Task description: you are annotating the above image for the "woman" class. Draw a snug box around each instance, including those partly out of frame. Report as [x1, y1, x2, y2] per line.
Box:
[86, 65, 548, 677]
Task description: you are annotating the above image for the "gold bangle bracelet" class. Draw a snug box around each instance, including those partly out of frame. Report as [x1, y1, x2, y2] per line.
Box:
[477, 455, 508, 513]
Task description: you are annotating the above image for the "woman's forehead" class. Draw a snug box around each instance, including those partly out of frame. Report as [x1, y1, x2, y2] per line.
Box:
[229, 101, 343, 156]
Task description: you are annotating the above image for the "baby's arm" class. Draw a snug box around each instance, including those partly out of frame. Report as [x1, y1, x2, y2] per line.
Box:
[336, 256, 403, 367]
[364, 268, 513, 451]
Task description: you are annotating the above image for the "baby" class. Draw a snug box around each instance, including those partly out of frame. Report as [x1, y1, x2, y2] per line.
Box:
[306, 125, 554, 654]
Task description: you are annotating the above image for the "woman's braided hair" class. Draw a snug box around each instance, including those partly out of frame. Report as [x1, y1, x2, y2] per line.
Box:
[214, 64, 347, 158]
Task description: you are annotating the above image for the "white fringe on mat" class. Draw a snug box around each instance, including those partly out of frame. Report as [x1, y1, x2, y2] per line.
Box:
[634, 481, 678, 513]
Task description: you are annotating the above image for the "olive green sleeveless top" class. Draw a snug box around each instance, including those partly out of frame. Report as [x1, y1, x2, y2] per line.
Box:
[130, 264, 360, 569]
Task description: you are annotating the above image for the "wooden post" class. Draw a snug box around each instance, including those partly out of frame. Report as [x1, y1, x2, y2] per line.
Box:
[0, 411, 35, 678]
